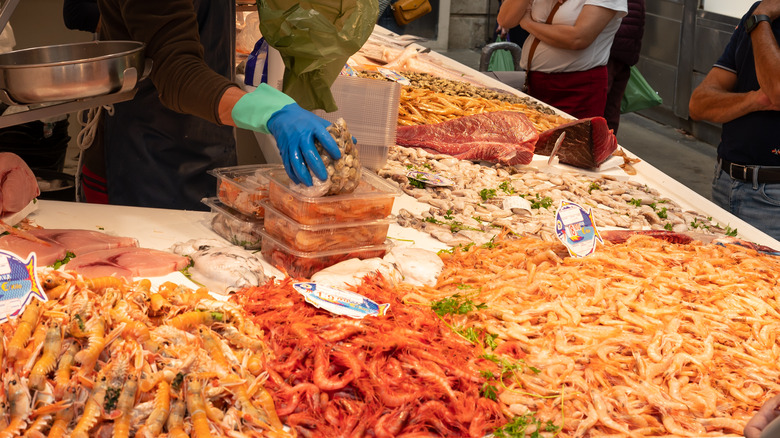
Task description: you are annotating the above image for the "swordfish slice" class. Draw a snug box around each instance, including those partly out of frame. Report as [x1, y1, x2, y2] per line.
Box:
[64, 247, 189, 280]
[0, 228, 139, 267]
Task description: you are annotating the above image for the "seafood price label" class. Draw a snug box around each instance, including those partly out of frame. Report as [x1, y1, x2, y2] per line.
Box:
[406, 170, 455, 187]
[293, 282, 390, 319]
[0, 250, 47, 323]
[554, 201, 603, 258]
[376, 67, 411, 86]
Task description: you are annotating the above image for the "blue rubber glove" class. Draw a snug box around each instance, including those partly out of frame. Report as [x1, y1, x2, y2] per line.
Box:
[231, 84, 341, 186]
[267, 104, 341, 186]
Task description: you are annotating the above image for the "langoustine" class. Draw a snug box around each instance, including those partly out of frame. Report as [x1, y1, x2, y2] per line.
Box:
[0, 271, 284, 437]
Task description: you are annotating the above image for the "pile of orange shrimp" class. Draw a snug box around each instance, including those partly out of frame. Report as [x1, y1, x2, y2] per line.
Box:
[231, 276, 507, 437]
[398, 235, 780, 437]
[0, 269, 285, 438]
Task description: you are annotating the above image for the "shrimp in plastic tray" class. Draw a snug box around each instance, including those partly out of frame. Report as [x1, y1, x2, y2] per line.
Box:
[289, 118, 362, 197]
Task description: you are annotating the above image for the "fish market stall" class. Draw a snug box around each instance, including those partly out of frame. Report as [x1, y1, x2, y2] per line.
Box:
[0, 21, 779, 438]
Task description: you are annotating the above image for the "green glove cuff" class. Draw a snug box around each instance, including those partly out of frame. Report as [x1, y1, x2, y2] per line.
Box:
[231, 84, 296, 134]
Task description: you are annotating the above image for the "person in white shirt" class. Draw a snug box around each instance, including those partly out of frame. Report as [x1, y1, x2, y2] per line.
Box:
[498, 0, 628, 119]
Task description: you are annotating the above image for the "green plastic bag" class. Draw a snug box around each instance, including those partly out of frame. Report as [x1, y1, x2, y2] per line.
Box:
[620, 65, 663, 114]
[257, 0, 378, 112]
[488, 36, 515, 72]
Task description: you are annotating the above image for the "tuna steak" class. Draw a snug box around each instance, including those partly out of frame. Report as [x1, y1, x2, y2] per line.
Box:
[395, 111, 539, 165]
[534, 117, 618, 169]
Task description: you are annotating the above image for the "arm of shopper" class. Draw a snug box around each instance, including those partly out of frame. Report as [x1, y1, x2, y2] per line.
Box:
[751, 0, 780, 104]
[520, 5, 616, 50]
[688, 67, 774, 122]
[497, 0, 532, 30]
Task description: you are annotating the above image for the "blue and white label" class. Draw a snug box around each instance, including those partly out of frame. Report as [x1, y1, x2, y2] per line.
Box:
[554, 201, 602, 258]
[0, 250, 47, 323]
[376, 67, 411, 86]
[406, 170, 454, 187]
[293, 282, 390, 319]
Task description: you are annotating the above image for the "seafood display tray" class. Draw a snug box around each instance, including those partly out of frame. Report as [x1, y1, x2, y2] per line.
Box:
[202, 197, 263, 250]
[208, 164, 282, 218]
[261, 200, 392, 252]
[259, 228, 393, 279]
[264, 168, 401, 225]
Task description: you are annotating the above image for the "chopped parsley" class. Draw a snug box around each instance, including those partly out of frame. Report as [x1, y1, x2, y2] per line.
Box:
[480, 188, 497, 201]
[52, 251, 75, 270]
[431, 294, 487, 317]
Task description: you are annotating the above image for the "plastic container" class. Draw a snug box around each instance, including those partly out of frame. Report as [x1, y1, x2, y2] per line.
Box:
[208, 164, 282, 218]
[202, 197, 263, 250]
[312, 75, 400, 170]
[259, 229, 393, 278]
[264, 168, 401, 225]
[262, 200, 392, 252]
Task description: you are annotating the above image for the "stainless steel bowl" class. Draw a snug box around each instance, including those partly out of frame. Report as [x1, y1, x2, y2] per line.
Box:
[0, 41, 146, 104]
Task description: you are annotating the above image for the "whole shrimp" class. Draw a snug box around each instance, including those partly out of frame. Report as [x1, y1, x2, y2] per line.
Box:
[166, 398, 189, 438]
[135, 380, 171, 438]
[0, 376, 32, 438]
[111, 374, 139, 438]
[186, 377, 213, 438]
[45, 386, 77, 438]
[74, 317, 106, 370]
[22, 382, 65, 438]
[168, 310, 224, 331]
[7, 300, 42, 362]
[29, 322, 63, 391]
[69, 373, 109, 438]
[52, 342, 79, 398]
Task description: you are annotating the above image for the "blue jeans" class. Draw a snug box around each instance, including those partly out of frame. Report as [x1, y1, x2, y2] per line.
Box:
[711, 161, 780, 240]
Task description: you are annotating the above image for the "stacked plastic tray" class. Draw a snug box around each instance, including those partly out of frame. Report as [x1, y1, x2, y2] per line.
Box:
[259, 167, 401, 278]
[204, 164, 281, 249]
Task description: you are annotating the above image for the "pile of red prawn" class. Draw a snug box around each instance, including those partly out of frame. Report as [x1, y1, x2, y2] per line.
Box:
[232, 276, 507, 437]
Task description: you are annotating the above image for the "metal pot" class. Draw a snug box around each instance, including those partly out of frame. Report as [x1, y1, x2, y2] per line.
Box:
[0, 40, 146, 104]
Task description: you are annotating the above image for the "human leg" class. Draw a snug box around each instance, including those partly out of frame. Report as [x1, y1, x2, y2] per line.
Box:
[604, 59, 631, 133]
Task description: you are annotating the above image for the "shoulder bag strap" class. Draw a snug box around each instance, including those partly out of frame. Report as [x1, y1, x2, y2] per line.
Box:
[523, 1, 563, 92]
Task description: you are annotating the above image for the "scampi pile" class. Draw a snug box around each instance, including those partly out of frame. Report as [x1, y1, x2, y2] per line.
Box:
[232, 277, 507, 437]
[380, 145, 729, 247]
[0, 269, 285, 437]
[399, 235, 780, 436]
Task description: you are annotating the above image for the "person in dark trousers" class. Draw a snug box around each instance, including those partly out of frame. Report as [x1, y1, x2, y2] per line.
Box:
[604, 0, 644, 134]
[688, 0, 780, 241]
[90, 0, 341, 210]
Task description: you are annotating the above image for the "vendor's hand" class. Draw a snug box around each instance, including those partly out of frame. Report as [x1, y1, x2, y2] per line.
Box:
[497, 25, 509, 37]
[267, 104, 341, 186]
[745, 394, 780, 438]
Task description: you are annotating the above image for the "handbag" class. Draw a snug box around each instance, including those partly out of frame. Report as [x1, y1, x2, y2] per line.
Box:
[620, 65, 663, 113]
[392, 0, 432, 26]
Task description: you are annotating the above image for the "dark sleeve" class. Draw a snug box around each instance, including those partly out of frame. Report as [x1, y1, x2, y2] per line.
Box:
[714, 2, 760, 73]
[97, 0, 235, 125]
[63, 0, 100, 32]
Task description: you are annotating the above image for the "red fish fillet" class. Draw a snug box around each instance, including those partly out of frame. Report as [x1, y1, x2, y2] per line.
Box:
[395, 111, 539, 165]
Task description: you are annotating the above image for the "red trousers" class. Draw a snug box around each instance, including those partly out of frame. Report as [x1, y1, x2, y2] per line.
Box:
[527, 65, 609, 120]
